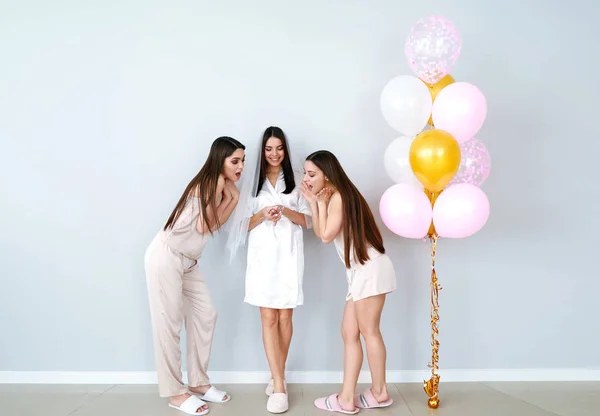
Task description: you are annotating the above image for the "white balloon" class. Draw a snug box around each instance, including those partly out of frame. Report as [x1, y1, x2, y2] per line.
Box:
[383, 136, 422, 187]
[380, 75, 432, 136]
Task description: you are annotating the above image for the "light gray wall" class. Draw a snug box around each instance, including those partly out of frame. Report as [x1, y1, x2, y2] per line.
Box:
[1, 0, 598, 373]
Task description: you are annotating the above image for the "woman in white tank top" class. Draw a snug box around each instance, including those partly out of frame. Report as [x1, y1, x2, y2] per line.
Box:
[300, 150, 396, 414]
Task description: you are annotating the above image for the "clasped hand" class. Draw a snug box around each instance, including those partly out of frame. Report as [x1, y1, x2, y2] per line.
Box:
[262, 205, 283, 225]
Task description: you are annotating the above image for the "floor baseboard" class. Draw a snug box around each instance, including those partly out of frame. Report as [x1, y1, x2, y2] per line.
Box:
[1, 369, 599, 384]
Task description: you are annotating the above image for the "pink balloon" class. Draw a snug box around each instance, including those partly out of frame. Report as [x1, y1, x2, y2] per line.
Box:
[405, 15, 462, 85]
[379, 183, 432, 239]
[432, 184, 490, 238]
[449, 137, 491, 187]
[431, 82, 487, 144]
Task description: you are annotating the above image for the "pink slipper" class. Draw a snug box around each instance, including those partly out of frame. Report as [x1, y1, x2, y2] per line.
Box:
[314, 394, 359, 414]
[354, 389, 393, 409]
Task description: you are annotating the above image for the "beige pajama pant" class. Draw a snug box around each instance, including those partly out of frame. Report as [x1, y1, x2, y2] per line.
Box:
[145, 238, 218, 397]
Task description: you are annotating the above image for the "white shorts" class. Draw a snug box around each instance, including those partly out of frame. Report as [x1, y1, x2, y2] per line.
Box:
[346, 254, 397, 301]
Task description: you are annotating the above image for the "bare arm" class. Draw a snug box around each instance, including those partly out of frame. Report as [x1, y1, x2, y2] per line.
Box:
[300, 182, 321, 238]
[248, 211, 264, 231]
[280, 206, 307, 228]
[196, 193, 234, 233]
[216, 194, 238, 228]
[215, 179, 241, 230]
[317, 192, 343, 244]
[248, 206, 283, 231]
[308, 201, 321, 238]
[196, 178, 239, 233]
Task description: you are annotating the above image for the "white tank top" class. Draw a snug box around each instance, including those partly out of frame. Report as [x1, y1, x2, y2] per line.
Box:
[333, 231, 383, 270]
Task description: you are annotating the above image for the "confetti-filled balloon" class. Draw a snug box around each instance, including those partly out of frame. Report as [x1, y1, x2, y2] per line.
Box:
[449, 138, 491, 187]
[405, 15, 462, 85]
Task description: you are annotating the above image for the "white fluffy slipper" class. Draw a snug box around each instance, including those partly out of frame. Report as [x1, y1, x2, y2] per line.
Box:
[267, 392, 289, 414]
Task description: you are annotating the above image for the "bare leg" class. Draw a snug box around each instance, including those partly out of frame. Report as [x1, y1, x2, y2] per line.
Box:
[277, 308, 293, 382]
[261, 308, 286, 393]
[337, 300, 361, 412]
[355, 294, 390, 403]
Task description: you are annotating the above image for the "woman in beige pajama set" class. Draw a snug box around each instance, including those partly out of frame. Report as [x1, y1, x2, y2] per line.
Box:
[145, 136, 246, 416]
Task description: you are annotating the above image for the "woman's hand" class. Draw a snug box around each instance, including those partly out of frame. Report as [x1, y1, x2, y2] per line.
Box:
[224, 179, 239, 201]
[316, 187, 333, 206]
[300, 182, 316, 204]
[262, 206, 281, 223]
[271, 206, 283, 225]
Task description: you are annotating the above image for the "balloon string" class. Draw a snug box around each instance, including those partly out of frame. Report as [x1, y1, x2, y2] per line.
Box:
[423, 234, 442, 408]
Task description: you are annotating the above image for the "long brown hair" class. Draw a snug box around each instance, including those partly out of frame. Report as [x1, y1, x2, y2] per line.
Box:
[164, 136, 245, 234]
[306, 150, 385, 268]
[256, 126, 295, 196]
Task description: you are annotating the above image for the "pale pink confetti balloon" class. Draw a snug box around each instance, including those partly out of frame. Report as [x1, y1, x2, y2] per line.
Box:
[449, 138, 491, 187]
[405, 15, 462, 85]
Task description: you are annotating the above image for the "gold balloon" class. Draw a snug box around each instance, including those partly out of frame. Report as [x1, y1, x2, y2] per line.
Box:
[428, 397, 440, 409]
[409, 129, 461, 192]
[423, 74, 455, 126]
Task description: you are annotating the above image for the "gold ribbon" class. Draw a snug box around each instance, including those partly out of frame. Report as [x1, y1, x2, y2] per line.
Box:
[423, 235, 442, 409]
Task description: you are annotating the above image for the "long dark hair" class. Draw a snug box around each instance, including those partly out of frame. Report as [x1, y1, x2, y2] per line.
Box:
[164, 136, 245, 234]
[306, 150, 385, 268]
[255, 126, 295, 196]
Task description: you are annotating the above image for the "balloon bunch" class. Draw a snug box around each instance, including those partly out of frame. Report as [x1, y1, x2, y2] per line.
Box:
[378, 15, 491, 409]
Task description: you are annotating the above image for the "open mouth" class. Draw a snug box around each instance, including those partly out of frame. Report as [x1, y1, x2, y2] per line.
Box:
[235, 172, 241, 179]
